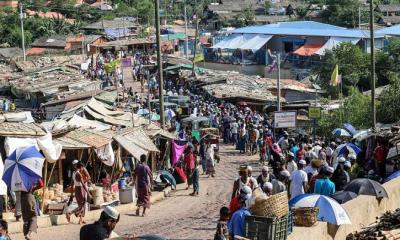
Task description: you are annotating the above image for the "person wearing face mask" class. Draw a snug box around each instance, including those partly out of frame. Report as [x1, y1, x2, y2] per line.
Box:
[80, 206, 120, 240]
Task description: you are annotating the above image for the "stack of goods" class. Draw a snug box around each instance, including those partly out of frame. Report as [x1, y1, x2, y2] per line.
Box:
[246, 191, 291, 240]
[42, 184, 71, 206]
[250, 190, 289, 218]
[88, 184, 119, 206]
[41, 184, 72, 214]
[347, 209, 400, 240]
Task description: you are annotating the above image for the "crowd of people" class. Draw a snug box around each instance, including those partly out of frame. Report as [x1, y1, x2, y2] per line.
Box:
[0, 47, 391, 240]
[211, 126, 391, 239]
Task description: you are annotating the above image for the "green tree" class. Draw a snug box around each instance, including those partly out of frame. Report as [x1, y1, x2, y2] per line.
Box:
[315, 42, 369, 96]
[233, 6, 254, 27]
[133, 0, 154, 24]
[377, 79, 400, 123]
[322, 0, 364, 28]
[295, 5, 310, 19]
[316, 88, 372, 137]
[376, 38, 400, 87]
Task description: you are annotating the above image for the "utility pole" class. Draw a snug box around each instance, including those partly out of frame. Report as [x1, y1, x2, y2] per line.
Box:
[192, 17, 199, 75]
[277, 53, 281, 111]
[369, 0, 376, 130]
[184, 1, 189, 59]
[19, 3, 26, 62]
[155, 0, 165, 128]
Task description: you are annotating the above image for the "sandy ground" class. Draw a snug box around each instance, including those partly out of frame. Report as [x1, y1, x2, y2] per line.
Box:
[10, 144, 262, 240]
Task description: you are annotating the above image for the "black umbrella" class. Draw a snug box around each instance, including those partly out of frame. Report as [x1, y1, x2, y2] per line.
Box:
[344, 178, 388, 198]
[331, 190, 358, 204]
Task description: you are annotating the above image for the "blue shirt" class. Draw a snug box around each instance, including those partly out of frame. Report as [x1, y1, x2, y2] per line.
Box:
[228, 207, 251, 237]
[314, 178, 335, 197]
[290, 145, 299, 161]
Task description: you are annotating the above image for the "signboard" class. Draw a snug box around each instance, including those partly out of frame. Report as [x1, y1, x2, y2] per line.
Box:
[274, 111, 297, 128]
[309, 106, 322, 119]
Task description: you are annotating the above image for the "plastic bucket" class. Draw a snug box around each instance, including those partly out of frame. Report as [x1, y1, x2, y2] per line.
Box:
[118, 178, 127, 189]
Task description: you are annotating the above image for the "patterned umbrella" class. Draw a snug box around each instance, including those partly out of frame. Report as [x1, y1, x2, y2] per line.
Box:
[332, 128, 352, 137]
[289, 194, 351, 225]
[3, 146, 45, 192]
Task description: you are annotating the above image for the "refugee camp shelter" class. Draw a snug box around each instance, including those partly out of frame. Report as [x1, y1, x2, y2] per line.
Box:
[82, 17, 141, 39]
[204, 21, 369, 77]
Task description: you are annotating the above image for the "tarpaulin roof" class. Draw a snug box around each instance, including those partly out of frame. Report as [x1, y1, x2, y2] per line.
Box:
[161, 32, 186, 41]
[68, 114, 112, 131]
[314, 37, 361, 55]
[84, 98, 148, 127]
[211, 34, 272, 50]
[293, 42, 325, 56]
[114, 128, 159, 159]
[143, 123, 176, 139]
[231, 21, 369, 38]
[114, 134, 148, 159]
[118, 128, 159, 152]
[376, 24, 400, 36]
[53, 136, 91, 149]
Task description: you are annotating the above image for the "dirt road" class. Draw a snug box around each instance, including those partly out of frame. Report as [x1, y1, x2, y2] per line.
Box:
[10, 144, 261, 240]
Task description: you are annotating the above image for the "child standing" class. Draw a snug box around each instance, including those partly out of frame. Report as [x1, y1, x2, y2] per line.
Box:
[190, 161, 200, 196]
[214, 207, 230, 240]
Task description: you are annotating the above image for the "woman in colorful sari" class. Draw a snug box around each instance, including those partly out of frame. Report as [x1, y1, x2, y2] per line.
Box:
[135, 154, 152, 217]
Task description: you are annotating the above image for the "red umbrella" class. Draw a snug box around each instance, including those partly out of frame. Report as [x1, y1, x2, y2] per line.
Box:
[237, 101, 247, 106]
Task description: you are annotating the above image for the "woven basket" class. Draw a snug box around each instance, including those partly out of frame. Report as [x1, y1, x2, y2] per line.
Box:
[250, 191, 289, 218]
[292, 207, 319, 227]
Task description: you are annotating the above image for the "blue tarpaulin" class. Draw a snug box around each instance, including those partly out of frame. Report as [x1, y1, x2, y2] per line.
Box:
[231, 21, 369, 38]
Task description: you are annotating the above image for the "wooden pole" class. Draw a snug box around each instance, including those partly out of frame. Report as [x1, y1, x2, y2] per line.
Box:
[47, 162, 57, 186]
[58, 158, 63, 185]
[41, 160, 48, 210]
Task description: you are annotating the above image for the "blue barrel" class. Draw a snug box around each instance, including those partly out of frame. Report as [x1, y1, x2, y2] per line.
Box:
[118, 178, 127, 189]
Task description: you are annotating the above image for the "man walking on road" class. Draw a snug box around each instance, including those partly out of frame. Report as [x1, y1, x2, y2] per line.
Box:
[289, 160, 308, 200]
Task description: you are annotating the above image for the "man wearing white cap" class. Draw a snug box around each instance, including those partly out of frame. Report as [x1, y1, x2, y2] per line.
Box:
[80, 206, 120, 240]
[286, 152, 297, 174]
[314, 167, 335, 197]
[289, 160, 308, 200]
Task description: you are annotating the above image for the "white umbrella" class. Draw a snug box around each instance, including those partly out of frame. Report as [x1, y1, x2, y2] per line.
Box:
[3, 146, 45, 192]
[289, 194, 351, 225]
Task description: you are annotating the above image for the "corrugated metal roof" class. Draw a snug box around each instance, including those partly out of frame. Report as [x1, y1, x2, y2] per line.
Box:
[64, 129, 112, 149]
[231, 21, 369, 38]
[376, 24, 400, 36]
